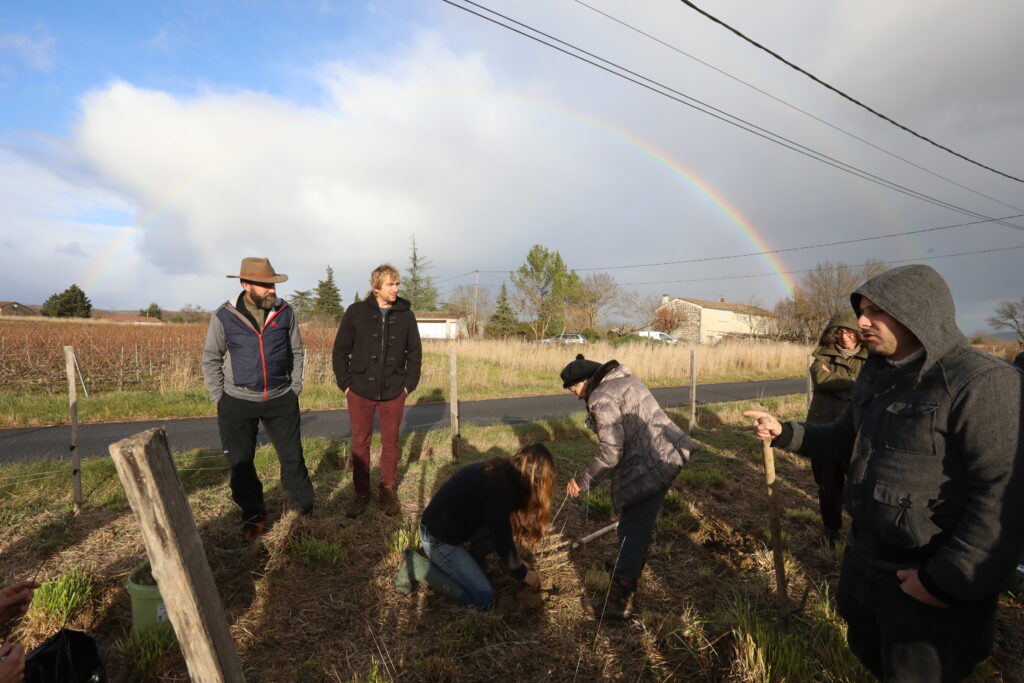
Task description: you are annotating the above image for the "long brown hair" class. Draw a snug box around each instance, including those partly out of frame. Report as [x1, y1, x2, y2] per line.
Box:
[486, 444, 556, 550]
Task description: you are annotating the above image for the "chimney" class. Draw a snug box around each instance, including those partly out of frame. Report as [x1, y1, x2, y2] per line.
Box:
[661, 294, 669, 305]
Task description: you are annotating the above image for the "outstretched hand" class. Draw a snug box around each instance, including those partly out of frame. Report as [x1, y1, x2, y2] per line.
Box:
[0, 581, 39, 626]
[742, 411, 782, 441]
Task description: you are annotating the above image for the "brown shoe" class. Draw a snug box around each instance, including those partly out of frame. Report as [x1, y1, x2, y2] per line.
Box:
[379, 485, 401, 517]
[346, 491, 371, 518]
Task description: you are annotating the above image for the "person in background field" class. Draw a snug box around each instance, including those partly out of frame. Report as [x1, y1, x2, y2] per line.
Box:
[332, 264, 422, 518]
[807, 310, 868, 546]
[0, 580, 39, 683]
[201, 257, 314, 542]
[397, 444, 555, 609]
[563, 354, 697, 620]
[745, 264, 1024, 682]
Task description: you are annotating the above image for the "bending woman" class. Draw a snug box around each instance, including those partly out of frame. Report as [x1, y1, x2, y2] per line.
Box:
[807, 311, 867, 545]
[562, 354, 697, 619]
[416, 444, 555, 609]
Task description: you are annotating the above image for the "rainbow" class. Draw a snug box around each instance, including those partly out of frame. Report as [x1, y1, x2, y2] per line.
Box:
[515, 96, 796, 297]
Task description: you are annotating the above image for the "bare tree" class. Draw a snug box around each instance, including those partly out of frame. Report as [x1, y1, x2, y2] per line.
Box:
[618, 290, 664, 331]
[775, 259, 884, 339]
[572, 272, 623, 330]
[735, 296, 774, 338]
[445, 284, 493, 337]
[988, 297, 1024, 345]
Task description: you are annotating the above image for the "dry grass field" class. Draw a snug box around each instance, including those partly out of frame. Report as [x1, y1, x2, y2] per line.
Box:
[2, 395, 1023, 681]
[0, 316, 814, 427]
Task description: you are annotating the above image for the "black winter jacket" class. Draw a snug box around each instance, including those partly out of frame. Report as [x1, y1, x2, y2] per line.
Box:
[331, 296, 422, 401]
[775, 264, 1024, 604]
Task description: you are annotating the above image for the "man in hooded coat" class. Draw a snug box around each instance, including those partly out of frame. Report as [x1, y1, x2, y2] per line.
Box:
[746, 264, 1024, 682]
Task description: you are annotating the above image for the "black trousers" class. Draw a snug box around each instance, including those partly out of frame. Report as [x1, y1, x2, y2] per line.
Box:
[217, 391, 314, 520]
[837, 550, 997, 682]
[810, 454, 845, 532]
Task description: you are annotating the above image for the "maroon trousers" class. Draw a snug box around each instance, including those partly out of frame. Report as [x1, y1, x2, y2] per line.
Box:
[347, 390, 407, 493]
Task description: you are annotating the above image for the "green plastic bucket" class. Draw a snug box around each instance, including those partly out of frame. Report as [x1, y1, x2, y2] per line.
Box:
[125, 564, 169, 633]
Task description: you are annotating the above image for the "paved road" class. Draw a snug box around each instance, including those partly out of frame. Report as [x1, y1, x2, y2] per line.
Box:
[0, 378, 804, 464]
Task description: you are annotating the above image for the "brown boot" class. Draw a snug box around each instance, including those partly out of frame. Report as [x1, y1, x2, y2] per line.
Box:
[346, 491, 371, 518]
[379, 485, 401, 517]
[585, 575, 636, 620]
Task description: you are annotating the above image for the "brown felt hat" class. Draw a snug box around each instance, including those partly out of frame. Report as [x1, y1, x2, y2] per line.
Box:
[226, 257, 288, 284]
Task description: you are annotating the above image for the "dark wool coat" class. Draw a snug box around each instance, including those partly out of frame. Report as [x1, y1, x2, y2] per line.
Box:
[331, 295, 422, 401]
[776, 264, 1024, 604]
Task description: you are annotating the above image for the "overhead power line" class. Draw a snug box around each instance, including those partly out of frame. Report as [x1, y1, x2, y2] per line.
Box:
[442, 0, 1024, 233]
[677, 0, 1024, 184]
[613, 243, 1024, 287]
[455, 213, 1023, 279]
[575, 0, 1024, 214]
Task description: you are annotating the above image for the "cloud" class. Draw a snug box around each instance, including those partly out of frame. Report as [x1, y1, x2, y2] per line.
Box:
[59, 34, 664, 298]
[0, 25, 55, 71]
[56, 241, 89, 258]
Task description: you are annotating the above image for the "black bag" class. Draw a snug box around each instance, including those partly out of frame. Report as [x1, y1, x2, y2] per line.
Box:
[24, 628, 106, 683]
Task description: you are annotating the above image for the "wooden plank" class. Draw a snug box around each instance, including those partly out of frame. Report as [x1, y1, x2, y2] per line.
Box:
[63, 346, 82, 511]
[450, 344, 459, 460]
[109, 428, 246, 683]
[689, 348, 698, 431]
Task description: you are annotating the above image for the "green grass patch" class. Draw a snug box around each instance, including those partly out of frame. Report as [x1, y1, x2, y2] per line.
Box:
[679, 468, 727, 489]
[114, 625, 179, 680]
[33, 567, 93, 626]
[581, 490, 613, 519]
[293, 535, 348, 571]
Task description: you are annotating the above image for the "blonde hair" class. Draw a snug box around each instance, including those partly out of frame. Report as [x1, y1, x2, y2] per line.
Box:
[370, 264, 400, 291]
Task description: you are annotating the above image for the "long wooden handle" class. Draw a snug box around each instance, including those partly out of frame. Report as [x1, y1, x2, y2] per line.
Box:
[759, 418, 788, 612]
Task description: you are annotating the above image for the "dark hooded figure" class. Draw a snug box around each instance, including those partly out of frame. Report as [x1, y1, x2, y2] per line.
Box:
[745, 264, 1024, 682]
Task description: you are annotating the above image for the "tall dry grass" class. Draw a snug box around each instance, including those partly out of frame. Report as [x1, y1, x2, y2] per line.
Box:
[446, 338, 811, 386]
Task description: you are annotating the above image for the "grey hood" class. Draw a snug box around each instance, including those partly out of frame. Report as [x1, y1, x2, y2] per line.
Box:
[851, 264, 965, 380]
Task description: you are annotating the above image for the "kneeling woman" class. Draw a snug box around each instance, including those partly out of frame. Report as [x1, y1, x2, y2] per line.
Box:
[418, 444, 555, 609]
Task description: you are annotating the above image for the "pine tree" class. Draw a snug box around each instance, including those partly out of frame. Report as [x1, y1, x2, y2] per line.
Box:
[41, 284, 92, 318]
[311, 266, 344, 323]
[139, 303, 163, 319]
[486, 283, 519, 337]
[287, 289, 315, 318]
[404, 235, 440, 311]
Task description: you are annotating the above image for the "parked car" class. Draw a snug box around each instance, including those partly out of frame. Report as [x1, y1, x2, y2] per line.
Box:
[539, 333, 587, 344]
[635, 330, 679, 344]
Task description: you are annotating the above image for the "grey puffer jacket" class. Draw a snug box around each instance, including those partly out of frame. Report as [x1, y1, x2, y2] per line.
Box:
[776, 264, 1024, 604]
[574, 362, 697, 512]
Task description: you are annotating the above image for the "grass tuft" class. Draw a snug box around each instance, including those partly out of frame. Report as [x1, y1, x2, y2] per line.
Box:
[33, 567, 93, 627]
[114, 626, 179, 681]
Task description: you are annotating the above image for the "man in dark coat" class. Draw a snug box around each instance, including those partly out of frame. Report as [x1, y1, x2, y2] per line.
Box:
[746, 264, 1024, 682]
[332, 264, 422, 517]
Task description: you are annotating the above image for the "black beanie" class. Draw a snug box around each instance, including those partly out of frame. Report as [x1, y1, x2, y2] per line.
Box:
[560, 354, 601, 388]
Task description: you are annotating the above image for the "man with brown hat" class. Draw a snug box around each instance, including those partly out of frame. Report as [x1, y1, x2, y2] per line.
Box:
[202, 257, 315, 541]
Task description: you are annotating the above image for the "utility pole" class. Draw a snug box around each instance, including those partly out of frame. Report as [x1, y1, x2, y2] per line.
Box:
[473, 270, 480, 337]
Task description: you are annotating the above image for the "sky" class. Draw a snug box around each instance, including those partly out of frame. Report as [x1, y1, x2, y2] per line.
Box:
[1, 0, 1022, 333]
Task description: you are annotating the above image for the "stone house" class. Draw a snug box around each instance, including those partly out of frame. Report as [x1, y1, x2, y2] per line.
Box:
[655, 296, 775, 344]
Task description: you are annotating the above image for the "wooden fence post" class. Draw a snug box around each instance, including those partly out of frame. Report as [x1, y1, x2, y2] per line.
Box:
[807, 353, 814, 408]
[450, 344, 459, 460]
[109, 428, 246, 683]
[64, 346, 82, 512]
[689, 348, 698, 432]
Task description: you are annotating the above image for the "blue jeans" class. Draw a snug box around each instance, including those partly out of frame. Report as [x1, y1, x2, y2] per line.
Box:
[419, 523, 494, 610]
[612, 487, 669, 580]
